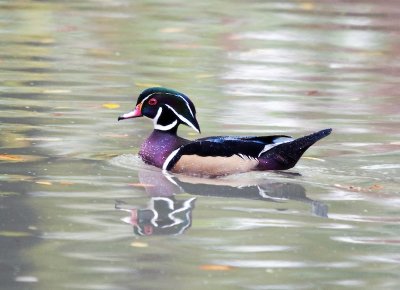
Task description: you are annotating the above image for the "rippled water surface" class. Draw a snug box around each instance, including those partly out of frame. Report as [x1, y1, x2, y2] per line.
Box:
[1, 1, 399, 289]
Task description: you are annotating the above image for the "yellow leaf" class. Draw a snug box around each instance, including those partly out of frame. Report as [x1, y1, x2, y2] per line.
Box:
[0, 154, 25, 162]
[199, 264, 234, 271]
[0, 231, 31, 237]
[102, 103, 120, 109]
[300, 2, 315, 10]
[135, 82, 162, 88]
[131, 242, 148, 248]
[35, 181, 52, 186]
[43, 89, 71, 94]
[302, 156, 325, 162]
[160, 27, 185, 33]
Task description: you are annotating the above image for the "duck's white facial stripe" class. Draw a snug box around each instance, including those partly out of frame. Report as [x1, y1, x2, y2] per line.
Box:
[168, 93, 195, 118]
[165, 104, 199, 133]
[153, 107, 178, 131]
[163, 148, 181, 170]
[139, 92, 195, 118]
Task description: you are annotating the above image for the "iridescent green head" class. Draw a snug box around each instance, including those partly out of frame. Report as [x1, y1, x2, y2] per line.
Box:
[118, 87, 200, 133]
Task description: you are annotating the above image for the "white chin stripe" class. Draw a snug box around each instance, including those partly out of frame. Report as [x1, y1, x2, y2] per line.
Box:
[165, 104, 199, 133]
[153, 107, 178, 131]
[163, 148, 181, 170]
[154, 121, 178, 131]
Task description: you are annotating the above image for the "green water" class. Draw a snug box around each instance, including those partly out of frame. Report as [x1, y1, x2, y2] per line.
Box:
[1, 1, 399, 289]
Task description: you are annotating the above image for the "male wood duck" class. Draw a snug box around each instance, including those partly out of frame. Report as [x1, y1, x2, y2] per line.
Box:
[118, 87, 332, 176]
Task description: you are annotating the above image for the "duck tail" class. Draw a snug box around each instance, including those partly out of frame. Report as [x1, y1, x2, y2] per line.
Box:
[257, 128, 332, 170]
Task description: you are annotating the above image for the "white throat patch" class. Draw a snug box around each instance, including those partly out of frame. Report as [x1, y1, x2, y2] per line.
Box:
[153, 107, 178, 131]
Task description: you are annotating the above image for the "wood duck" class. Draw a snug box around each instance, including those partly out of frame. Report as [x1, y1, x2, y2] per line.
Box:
[118, 87, 332, 176]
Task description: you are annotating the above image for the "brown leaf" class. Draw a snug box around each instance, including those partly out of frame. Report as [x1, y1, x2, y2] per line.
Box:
[0, 154, 25, 162]
[199, 264, 234, 271]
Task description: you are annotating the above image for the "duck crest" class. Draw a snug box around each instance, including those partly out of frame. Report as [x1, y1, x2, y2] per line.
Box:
[118, 87, 332, 176]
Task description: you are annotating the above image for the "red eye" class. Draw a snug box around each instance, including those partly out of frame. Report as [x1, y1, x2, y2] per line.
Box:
[148, 98, 157, 106]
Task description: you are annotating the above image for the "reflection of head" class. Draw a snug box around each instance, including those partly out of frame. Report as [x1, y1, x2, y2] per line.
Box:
[121, 197, 196, 236]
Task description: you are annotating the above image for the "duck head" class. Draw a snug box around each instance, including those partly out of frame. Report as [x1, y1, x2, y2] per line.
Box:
[118, 87, 200, 133]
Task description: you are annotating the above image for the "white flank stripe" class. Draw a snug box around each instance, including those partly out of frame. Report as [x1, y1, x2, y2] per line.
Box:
[258, 144, 276, 157]
[257, 138, 294, 157]
[165, 104, 199, 133]
[162, 148, 181, 170]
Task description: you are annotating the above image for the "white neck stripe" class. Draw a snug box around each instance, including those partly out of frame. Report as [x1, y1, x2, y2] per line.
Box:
[153, 107, 178, 131]
[165, 104, 199, 133]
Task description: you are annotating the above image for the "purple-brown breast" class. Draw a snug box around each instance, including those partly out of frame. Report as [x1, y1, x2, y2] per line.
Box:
[139, 130, 189, 168]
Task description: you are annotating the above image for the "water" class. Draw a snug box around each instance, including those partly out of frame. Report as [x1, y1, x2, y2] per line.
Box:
[1, 1, 399, 289]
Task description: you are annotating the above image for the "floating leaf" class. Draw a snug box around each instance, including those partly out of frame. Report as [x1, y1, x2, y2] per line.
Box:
[131, 242, 148, 248]
[0, 231, 32, 237]
[334, 183, 384, 193]
[160, 27, 185, 33]
[199, 264, 234, 271]
[135, 82, 162, 88]
[35, 181, 52, 186]
[302, 156, 325, 162]
[300, 2, 315, 10]
[102, 103, 120, 109]
[0, 154, 25, 162]
[368, 184, 384, 191]
[42, 89, 71, 94]
[0, 192, 19, 196]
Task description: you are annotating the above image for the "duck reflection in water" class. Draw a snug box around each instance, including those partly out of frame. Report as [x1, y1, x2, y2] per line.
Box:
[116, 169, 328, 236]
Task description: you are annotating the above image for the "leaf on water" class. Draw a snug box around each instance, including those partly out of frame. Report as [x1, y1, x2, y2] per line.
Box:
[0, 154, 25, 162]
[300, 2, 315, 10]
[35, 181, 52, 186]
[368, 184, 384, 191]
[302, 156, 325, 162]
[102, 103, 120, 109]
[306, 90, 320, 96]
[131, 242, 148, 248]
[199, 264, 234, 271]
[42, 89, 71, 94]
[128, 183, 155, 188]
[135, 82, 162, 88]
[159, 27, 185, 33]
[334, 183, 384, 193]
[0, 192, 19, 196]
[0, 231, 32, 237]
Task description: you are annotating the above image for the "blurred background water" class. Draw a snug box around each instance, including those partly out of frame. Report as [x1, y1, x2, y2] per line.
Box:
[0, 1, 399, 289]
